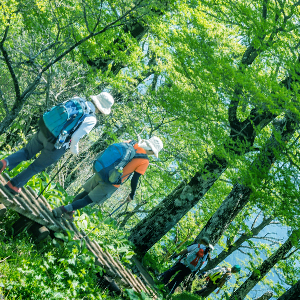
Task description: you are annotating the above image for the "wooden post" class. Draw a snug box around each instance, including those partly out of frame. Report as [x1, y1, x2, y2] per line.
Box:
[28, 223, 50, 242]
[0, 203, 6, 217]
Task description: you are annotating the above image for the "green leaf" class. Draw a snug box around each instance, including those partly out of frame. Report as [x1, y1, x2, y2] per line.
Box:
[65, 268, 76, 277]
[54, 232, 68, 242]
[52, 238, 62, 248]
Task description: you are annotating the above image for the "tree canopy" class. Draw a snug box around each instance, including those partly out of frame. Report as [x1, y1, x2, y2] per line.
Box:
[0, 0, 299, 299]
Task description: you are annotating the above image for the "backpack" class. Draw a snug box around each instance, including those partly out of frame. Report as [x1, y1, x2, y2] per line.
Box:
[209, 268, 227, 284]
[93, 141, 148, 184]
[209, 272, 223, 284]
[42, 98, 88, 138]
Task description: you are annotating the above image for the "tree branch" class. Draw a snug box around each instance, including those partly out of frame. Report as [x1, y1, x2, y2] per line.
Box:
[251, 211, 263, 230]
[0, 26, 21, 103]
[262, 0, 269, 20]
[0, 87, 9, 114]
[283, 248, 299, 260]
[228, 98, 241, 130]
[0, 256, 10, 263]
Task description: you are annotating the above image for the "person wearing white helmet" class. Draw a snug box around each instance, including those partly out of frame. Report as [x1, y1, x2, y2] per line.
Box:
[52, 136, 163, 221]
[160, 237, 214, 295]
[0, 92, 114, 195]
[194, 264, 241, 298]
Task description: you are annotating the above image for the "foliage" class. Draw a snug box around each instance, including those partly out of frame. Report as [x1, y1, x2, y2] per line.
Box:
[1, 0, 300, 299]
[0, 158, 139, 299]
[75, 209, 136, 264]
[123, 288, 160, 300]
[171, 291, 202, 299]
[0, 229, 111, 300]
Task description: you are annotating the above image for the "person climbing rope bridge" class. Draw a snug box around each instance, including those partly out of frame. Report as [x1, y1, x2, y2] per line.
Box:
[52, 137, 163, 221]
[0, 92, 114, 195]
[159, 237, 214, 295]
[194, 264, 241, 298]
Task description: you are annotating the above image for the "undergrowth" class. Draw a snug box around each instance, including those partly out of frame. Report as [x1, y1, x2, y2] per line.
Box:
[0, 154, 201, 300]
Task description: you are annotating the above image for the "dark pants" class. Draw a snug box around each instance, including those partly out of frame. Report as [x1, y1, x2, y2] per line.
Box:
[161, 263, 191, 294]
[6, 131, 66, 188]
[71, 191, 93, 210]
[194, 280, 218, 298]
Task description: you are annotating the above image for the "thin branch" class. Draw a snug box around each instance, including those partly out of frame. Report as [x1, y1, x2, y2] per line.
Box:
[92, 0, 105, 32]
[238, 248, 248, 255]
[240, 245, 253, 249]
[19, 1, 144, 103]
[42, 1, 144, 74]
[262, 0, 269, 19]
[0, 256, 10, 263]
[0, 26, 21, 102]
[283, 248, 299, 260]
[252, 236, 283, 243]
[83, 4, 92, 34]
[251, 211, 262, 230]
[0, 87, 9, 114]
[145, 103, 154, 133]
[285, 152, 300, 172]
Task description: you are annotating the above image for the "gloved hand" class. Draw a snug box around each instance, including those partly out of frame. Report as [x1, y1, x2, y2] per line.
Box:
[62, 139, 71, 150]
[126, 195, 133, 202]
[70, 142, 79, 155]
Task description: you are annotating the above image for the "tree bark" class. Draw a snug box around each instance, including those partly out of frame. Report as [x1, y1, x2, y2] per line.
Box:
[277, 280, 300, 300]
[254, 291, 273, 300]
[200, 217, 274, 273]
[128, 40, 300, 255]
[86, 1, 170, 74]
[228, 231, 299, 300]
[128, 111, 294, 256]
[128, 154, 228, 255]
[194, 114, 298, 245]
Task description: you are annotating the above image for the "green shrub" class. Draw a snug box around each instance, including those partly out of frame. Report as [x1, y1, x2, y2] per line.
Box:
[171, 291, 203, 300]
[0, 229, 113, 300]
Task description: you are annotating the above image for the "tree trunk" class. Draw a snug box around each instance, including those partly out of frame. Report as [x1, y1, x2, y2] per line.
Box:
[128, 54, 300, 255]
[128, 112, 294, 256]
[86, 1, 170, 74]
[194, 114, 298, 245]
[229, 231, 299, 300]
[254, 291, 273, 300]
[277, 280, 300, 300]
[128, 154, 228, 255]
[200, 217, 273, 273]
